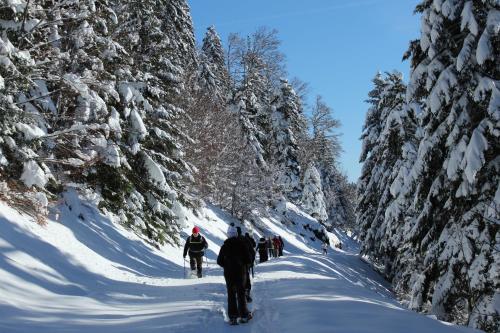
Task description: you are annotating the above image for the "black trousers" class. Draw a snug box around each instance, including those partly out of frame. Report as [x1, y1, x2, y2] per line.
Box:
[259, 251, 268, 263]
[225, 276, 249, 319]
[189, 254, 203, 275]
[245, 265, 252, 292]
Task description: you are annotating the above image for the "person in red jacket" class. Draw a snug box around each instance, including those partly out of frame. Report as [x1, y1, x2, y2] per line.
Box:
[272, 236, 280, 258]
[183, 226, 208, 278]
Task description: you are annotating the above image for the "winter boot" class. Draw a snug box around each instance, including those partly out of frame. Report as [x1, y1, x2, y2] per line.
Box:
[197, 271, 202, 278]
[229, 318, 238, 325]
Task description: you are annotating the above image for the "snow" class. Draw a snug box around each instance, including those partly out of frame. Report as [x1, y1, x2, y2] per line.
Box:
[130, 109, 147, 139]
[0, 147, 8, 166]
[0, 195, 482, 333]
[104, 143, 121, 167]
[461, 2, 479, 35]
[108, 108, 122, 138]
[476, 9, 500, 65]
[15, 122, 46, 140]
[462, 122, 488, 184]
[301, 165, 328, 222]
[20, 160, 49, 188]
[143, 153, 172, 193]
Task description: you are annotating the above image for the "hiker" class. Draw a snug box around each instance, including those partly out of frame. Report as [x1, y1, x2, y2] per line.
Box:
[278, 236, 284, 256]
[217, 226, 253, 325]
[183, 226, 208, 278]
[322, 242, 328, 255]
[267, 237, 274, 258]
[238, 228, 255, 303]
[245, 232, 256, 249]
[257, 237, 268, 263]
[272, 236, 280, 258]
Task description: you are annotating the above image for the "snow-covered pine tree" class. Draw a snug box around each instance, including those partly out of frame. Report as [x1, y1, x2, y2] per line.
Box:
[301, 164, 328, 222]
[198, 25, 230, 102]
[357, 72, 389, 249]
[227, 27, 289, 162]
[0, 1, 46, 187]
[108, 0, 196, 244]
[303, 95, 354, 231]
[1, 0, 123, 215]
[43, 0, 123, 176]
[226, 89, 271, 220]
[358, 72, 410, 255]
[377, 1, 499, 331]
[270, 79, 303, 201]
[322, 169, 356, 231]
[222, 36, 274, 220]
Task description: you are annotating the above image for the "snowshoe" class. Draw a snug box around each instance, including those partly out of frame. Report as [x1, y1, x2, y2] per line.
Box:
[229, 318, 238, 325]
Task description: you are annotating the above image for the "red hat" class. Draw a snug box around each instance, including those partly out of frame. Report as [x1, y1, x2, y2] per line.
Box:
[192, 226, 200, 234]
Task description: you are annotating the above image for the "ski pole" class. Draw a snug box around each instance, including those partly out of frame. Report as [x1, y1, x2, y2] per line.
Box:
[183, 257, 186, 279]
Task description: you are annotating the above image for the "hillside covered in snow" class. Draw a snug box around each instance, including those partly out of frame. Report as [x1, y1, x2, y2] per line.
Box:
[0, 192, 483, 333]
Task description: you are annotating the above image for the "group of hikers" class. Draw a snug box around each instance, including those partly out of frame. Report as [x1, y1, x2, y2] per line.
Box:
[182, 224, 286, 325]
[256, 234, 284, 263]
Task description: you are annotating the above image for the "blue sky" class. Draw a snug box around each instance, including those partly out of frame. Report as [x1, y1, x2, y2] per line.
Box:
[187, 0, 421, 182]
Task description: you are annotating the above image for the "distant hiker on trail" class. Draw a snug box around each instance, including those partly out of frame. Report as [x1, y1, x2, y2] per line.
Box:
[278, 236, 284, 257]
[245, 232, 256, 249]
[257, 237, 268, 263]
[217, 226, 253, 325]
[322, 242, 328, 255]
[272, 236, 280, 258]
[183, 226, 208, 278]
[267, 237, 274, 258]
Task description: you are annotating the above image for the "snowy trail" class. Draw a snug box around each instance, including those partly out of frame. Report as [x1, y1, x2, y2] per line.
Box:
[0, 197, 482, 333]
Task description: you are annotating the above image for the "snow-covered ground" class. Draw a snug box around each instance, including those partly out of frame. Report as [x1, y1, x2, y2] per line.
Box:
[0, 192, 482, 333]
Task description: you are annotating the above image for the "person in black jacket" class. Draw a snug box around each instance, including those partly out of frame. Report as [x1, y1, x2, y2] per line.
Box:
[183, 226, 208, 278]
[278, 236, 284, 256]
[217, 226, 253, 325]
[257, 237, 268, 263]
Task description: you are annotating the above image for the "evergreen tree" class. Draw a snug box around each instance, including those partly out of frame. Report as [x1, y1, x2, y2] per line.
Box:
[1, 0, 123, 212]
[402, 2, 499, 329]
[0, 1, 46, 185]
[301, 164, 328, 222]
[323, 169, 356, 231]
[358, 2, 499, 331]
[198, 25, 230, 102]
[270, 79, 303, 201]
[357, 72, 409, 254]
[105, 0, 197, 244]
[357, 72, 388, 247]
